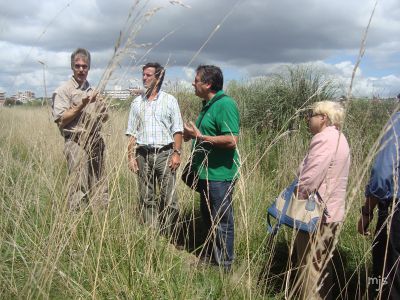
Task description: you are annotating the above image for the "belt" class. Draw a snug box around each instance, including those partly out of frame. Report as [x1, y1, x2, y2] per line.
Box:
[137, 143, 173, 154]
[63, 132, 81, 143]
[63, 131, 103, 147]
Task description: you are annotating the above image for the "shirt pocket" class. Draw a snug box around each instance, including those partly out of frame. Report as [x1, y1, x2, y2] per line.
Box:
[154, 102, 170, 123]
[70, 90, 87, 106]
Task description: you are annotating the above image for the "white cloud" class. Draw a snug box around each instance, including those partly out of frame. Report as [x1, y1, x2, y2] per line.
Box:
[333, 61, 359, 78]
[0, 0, 399, 99]
[182, 67, 194, 81]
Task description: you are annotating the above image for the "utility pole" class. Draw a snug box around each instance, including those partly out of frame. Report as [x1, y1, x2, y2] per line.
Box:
[38, 60, 47, 106]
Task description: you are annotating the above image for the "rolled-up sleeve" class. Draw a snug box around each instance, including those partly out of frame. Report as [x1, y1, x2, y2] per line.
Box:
[169, 96, 183, 135]
[125, 98, 139, 136]
[52, 89, 70, 122]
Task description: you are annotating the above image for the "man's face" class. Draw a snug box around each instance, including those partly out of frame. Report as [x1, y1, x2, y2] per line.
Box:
[142, 67, 157, 89]
[192, 72, 208, 99]
[72, 56, 89, 86]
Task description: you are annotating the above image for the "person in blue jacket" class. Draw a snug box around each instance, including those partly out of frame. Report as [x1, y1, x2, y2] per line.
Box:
[358, 112, 400, 299]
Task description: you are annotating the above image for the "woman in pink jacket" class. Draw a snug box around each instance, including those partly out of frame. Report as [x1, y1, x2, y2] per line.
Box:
[292, 101, 350, 300]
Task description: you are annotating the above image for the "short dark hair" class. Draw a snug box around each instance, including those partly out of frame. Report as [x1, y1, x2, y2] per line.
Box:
[71, 48, 91, 70]
[143, 62, 165, 78]
[196, 65, 223, 92]
[143, 62, 165, 91]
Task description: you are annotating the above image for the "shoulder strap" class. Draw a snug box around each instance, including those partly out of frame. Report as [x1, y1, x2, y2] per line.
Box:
[197, 93, 225, 127]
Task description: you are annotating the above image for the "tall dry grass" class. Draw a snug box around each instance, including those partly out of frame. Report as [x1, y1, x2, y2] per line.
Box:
[0, 89, 397, 299]
[0, 0, 389, 297]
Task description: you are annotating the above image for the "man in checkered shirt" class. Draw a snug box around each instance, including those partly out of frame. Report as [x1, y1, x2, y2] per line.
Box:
[126, 62, 183, 237]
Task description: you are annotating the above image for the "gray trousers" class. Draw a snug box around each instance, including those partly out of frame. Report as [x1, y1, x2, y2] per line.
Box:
[63, 136, 109, 210]
[136, 148, 179, 236]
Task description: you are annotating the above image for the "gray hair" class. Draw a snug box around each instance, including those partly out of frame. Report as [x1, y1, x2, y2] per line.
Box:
[70, 48, 91, 70]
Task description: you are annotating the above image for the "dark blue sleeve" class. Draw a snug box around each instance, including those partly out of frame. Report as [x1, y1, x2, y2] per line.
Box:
[365, 113, 400, 201]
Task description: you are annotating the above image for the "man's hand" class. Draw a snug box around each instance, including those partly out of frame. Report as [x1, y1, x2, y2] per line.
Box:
[82, 91, 98, 106]
[127, 136, 138, 173]
[97, 101, 109, 123]
[169, 152, 181, 171]
[59, 92, 98, 128]
[357, 197, 378, 236]
[128, 157, 139, 173]
[357, 215, 372, 236]
[183, 121, 202, 142]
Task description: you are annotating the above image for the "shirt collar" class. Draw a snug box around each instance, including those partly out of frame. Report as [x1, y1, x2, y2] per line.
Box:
[143, 90, 163, 102]
[71, 76, 89, 90]
[203, 90, 224, 108]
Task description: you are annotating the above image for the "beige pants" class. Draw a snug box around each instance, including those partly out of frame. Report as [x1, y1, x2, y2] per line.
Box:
[63, 137, 109, 210]
[291, 222, 340, 300]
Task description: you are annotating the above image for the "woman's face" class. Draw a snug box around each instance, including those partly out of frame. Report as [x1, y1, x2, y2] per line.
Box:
[307, 111, 327, 135]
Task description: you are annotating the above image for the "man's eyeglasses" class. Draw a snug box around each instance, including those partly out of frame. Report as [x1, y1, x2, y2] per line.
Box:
[194, 78, 205, 84]
[74, 64, 89, 70]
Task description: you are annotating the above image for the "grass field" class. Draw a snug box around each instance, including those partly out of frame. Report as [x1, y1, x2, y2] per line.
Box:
[0, 80, 397, 299]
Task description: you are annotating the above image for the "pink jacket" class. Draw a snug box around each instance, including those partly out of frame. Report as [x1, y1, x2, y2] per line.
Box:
[297, 126, 350, 223]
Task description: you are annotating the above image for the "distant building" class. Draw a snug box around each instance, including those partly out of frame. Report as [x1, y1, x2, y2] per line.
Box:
[0, 91, 5, 106]
[15, 91, 35, 103]
[103, 85, 131, 100]
[129, 88, 144, 97]
[372, 94, 381, 103]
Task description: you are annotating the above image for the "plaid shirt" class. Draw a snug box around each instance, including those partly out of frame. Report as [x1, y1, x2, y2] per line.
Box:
[125, 91, 183, 147]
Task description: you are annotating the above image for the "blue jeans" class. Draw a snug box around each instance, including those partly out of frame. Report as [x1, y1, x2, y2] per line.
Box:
[198, 179, 235, 269]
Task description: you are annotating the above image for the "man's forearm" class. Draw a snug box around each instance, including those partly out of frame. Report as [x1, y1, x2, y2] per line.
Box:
[173, 132, 183, 151]
[197, 134, 238, 149]
[127, 136, 137, 160]
[59, 103, 86, 128]
[363, 196, 379, 213]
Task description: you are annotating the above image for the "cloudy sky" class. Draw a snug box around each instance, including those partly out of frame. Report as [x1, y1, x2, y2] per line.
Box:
[1, 0, 399, 98]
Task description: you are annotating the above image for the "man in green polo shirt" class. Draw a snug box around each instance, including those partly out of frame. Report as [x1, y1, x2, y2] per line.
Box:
[183, 65, 240, 271]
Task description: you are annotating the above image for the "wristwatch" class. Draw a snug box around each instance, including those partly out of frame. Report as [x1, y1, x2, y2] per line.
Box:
[173, 149, 182, 155]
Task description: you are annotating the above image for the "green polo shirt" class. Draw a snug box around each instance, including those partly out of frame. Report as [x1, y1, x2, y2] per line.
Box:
[192, 90, 240, 181]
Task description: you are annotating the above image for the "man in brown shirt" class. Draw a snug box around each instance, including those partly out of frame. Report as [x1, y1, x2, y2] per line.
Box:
[52, 48, 108, 210]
